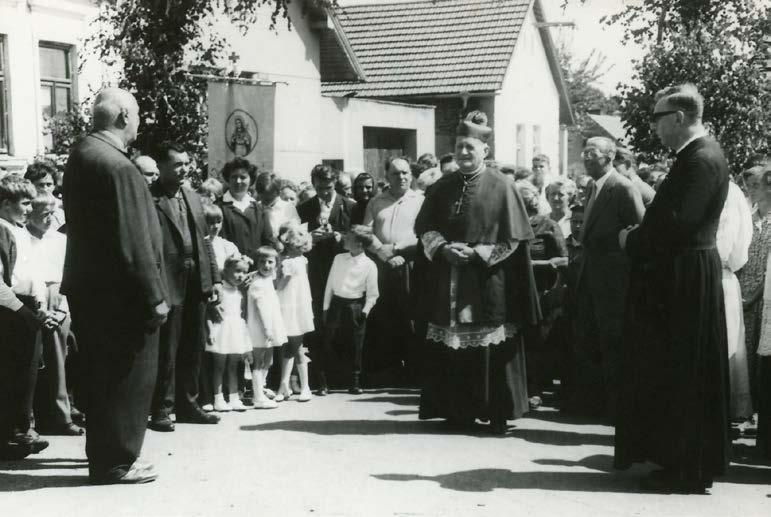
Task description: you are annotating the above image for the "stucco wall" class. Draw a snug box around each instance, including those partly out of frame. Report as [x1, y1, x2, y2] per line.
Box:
[494, 6, 561, 176]
[319, 97, 434, 175]
[213, 2, 434, 184]
[0, 0, 100, 162]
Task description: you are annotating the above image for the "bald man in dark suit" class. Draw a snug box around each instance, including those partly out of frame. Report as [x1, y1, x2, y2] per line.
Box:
[62, 88, 168, 485]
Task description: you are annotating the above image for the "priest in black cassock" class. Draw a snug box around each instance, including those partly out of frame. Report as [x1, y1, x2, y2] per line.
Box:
[414, 111, 541, 435]
[615, 84, 730, 493]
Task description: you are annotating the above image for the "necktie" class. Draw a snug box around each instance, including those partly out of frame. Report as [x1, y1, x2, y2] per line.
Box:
[584, 184, 597, 220]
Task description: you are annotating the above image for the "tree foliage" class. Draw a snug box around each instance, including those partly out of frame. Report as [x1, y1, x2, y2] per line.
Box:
[557, 44, 620, 130]
[83, 0, 332, 178]
[606, 0, 771, 170]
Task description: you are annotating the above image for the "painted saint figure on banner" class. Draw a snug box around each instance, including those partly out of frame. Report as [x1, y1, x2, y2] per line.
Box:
[226, 109, 258, 157]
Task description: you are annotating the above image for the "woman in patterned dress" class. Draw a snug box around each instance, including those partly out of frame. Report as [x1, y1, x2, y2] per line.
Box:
[739, 165, 771, 411]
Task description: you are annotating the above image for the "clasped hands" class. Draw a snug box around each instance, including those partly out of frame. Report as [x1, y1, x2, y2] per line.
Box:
[311, 225, 341, 244]
[441, 242, 476, 266]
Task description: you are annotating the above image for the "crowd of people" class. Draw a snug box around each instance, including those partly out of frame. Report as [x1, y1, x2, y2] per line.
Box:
[0, 84, 769, 494]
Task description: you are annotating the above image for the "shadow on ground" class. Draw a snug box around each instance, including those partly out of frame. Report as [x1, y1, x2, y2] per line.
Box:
[0, 457, 88, 472]
[524, 408, 611, 426]
[0, 458, 89, 491]
[241, 419, 506, 437]
[372, 468, 645, 493]
[348, 396, 420, 406]
[384, 410, 419, 417]
[508, 428, 614, 447]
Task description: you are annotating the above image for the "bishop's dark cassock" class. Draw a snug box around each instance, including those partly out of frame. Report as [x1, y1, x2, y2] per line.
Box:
[414, 167, 541, 423]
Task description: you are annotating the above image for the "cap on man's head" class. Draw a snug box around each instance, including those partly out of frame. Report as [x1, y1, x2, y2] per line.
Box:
[456, 110, 492, 143]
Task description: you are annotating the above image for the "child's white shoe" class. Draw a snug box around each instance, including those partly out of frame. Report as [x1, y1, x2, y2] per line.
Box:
[297, 389, 312, 402]
[253, 398, 278, 409]
[213, 394, 232, 412]
[275, 383, 292, 402]
[263, 388, 276, 400]
[229, 394, 247, 412]
[201, 403, 214, 412]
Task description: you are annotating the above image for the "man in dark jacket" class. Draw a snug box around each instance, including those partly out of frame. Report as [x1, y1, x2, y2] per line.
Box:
[148, 142, 221, 432]
[297, 164, 355, 393]
[62, 88, 168, 484]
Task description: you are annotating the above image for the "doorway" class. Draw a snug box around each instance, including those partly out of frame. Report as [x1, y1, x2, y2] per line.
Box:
[362, 127, 417, 181]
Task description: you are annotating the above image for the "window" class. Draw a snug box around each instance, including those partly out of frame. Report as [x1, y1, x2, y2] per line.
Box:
[516, 124, 526, 166]
[532, 125, 542, 157]
[39, 42, 75, 151]
[0, 36, 8, 153]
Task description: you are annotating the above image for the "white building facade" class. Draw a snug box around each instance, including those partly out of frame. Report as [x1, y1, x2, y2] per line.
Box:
[0, 0, 101, 171]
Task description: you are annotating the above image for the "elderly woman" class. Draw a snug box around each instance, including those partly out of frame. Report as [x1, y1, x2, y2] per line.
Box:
[545, 177, 577, 239]
[756, 169, 771, 458]
[516, 180, 568, 405]
[739, 165, 771, 415]
[24, 160, 65, 230]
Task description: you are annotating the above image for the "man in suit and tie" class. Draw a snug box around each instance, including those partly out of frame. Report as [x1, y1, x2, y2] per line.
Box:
[62, 88, 168, 484]
[297, 164, 355, 393]
[148, 142, 221, 431]
[569, 137, 644, 420]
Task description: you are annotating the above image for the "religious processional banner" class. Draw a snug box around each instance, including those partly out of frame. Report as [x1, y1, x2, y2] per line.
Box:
[207, 81, 276, 178]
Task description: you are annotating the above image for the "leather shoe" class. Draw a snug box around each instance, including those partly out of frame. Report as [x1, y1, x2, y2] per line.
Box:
[176, 408, 219, 424]
[90, 462, 158, 485]
[315, 386, 329, 396]
[39, 422, 85, 436]
[0, 441, 33, 460]
[148, 416, 175, 432]
[12, 431, 49, 454]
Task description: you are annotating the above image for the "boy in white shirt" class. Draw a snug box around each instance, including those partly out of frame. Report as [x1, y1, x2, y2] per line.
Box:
[0, 176, 51, 459]
[317, 225, 379, 395]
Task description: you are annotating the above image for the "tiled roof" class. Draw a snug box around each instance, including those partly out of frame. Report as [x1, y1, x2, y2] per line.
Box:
[321, 0, 532, 97]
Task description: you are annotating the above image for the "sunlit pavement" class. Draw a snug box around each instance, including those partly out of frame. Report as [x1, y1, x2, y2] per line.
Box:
[1, 389, 769, 517]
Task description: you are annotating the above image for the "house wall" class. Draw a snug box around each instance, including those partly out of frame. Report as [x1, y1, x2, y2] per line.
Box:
[0, 0, 101, 165]
[494, 6, 561, 177]
[319, 97, 434, 175]
[211, 2, 434, 184]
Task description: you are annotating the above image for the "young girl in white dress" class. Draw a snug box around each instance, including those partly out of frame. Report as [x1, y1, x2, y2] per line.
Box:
[204, 204, 239, 272]
[206, 254, 253, 411]
[246, 246, 286, 409]
[275, 223, 315, 402]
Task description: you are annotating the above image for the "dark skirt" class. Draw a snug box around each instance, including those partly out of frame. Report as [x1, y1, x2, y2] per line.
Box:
[758, 355, 771, 460]
[419, 335, 528, 421]
[614, 249, 730, 481]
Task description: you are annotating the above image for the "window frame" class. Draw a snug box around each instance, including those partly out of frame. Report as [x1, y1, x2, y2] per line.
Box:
[0, 35, 9, 154]
[38, 41, 76, 151]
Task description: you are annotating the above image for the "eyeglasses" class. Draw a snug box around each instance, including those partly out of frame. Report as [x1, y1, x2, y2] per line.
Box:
[581, 149, 603, 159]
[651, 110, 678, 122]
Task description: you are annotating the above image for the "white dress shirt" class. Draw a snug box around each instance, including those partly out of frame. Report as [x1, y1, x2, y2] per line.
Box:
[318, 191, 337, 225]
[30, 228, 67, 284]
[0, 218, 47, 310]
[364, 189, 424, 251]
[323, 252, 379, 314]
